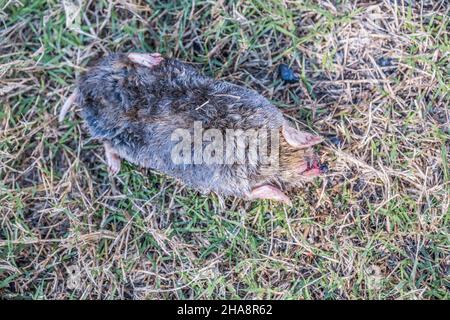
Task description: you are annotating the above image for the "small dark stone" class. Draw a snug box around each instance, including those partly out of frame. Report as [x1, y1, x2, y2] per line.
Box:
[192, 41, 203, 54]
[329, 136, 343, 147]
[278, 64, 300, 84]
[319, 163, 329, 174]
[377, 57, 394, 67]
[353, 179, 366, 192]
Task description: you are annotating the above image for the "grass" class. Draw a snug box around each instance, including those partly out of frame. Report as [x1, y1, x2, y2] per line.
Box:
[0, 0, 449, 299]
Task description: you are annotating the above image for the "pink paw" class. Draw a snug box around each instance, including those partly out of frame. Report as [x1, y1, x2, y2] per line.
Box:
[104, 142, 121, 176]
[108, 156, 121, 176]
[282, 124, 323, 149]
[249, 185, 292, 206]
[128, 52, 163, 68]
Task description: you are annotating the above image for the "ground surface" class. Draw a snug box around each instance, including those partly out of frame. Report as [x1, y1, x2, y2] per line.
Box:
[1, 0, 449, 299]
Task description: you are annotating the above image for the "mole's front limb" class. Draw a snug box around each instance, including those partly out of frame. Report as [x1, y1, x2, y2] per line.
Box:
[282, 123, 323, 149]
[104, 142, 121, 175]
[249, 185, 292, 206]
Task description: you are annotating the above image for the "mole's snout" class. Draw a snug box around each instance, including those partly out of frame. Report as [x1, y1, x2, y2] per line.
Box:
[307, 158, 320, 170]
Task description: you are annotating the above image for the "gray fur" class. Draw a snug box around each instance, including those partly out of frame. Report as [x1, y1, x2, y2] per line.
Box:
[76, 53, 300, 198]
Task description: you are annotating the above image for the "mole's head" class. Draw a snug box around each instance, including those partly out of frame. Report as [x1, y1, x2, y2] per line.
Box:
[279, 124, 325, 182]
[255, 123, 325, 202]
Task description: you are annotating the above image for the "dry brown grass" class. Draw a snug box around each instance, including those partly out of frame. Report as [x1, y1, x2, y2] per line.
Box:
[0, 0, 449, 299]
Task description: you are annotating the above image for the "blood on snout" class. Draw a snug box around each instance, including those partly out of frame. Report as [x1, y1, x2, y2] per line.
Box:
[298, 158, 323, 177]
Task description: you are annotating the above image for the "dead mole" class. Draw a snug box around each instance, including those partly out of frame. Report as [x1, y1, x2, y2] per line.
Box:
[60, 52, 325, 205]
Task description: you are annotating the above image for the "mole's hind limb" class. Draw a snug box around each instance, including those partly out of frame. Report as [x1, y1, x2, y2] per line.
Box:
[128, 52, 163, 68]
[104, 142, 121, 175]
[249, 185, 292, 206]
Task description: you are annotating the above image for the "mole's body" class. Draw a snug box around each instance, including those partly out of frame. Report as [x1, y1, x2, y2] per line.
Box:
[62, 53, 324, 204]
